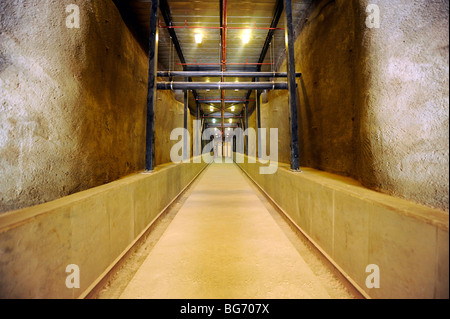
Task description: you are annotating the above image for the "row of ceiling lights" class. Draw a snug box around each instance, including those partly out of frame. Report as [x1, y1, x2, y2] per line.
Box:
[212, 118, 233, 123]
[195, 29, 246, 124]
[194, 29, 251, 44]
[210, 105, 235, 112]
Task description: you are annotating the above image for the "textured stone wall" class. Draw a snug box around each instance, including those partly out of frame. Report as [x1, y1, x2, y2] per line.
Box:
[155, 89, 194, 166]
[0, 0, 188, 213]
[270, 0, 449, 211]
[356, 0, 449, 211]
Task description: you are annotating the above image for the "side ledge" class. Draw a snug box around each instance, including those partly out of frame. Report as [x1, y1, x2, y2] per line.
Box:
[235, 154, 449, 299]
[0, 157, 208, 299]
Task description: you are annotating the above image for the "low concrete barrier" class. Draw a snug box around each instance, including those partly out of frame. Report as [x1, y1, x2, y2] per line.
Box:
[0, 159, 208, 298]
[236, 155, 449, 299]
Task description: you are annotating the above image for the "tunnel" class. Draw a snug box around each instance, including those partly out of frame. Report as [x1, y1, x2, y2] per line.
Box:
[0, 0, 448, 302]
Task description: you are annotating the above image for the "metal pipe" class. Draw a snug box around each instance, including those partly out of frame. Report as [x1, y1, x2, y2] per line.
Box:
[159, 22, 284, 31]
[207, 124, 239, 128]
[197, 98, 255, 102]
[222, 0, 227, 68]
[176, 62, 274, 66]
[202, 115, 243, 118]
[158, 71, 302, 78]
[198, 100, 250, 104]
[157, 82, 289, 90]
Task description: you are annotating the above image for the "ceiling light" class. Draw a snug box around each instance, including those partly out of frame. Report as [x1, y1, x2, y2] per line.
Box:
[242, 30, 250, 44]
[231, 105, 235, 112]
[195, 32, 202, 44]
[229, 119, 232, 124]
[210, 106, 214, 112]
[212, 119, 216, 123]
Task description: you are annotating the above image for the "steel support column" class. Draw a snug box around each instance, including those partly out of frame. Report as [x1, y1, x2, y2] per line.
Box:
[284, 0, 300, 170]
[256, 78, 262, 159]
[196, 102, 200, 156]
[145, 0, 159, 171]
[245, 102, 249, 155]
[184, 79, 188, 160]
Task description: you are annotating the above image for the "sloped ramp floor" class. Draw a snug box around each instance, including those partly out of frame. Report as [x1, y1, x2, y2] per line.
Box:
[119, 163, 332, 299]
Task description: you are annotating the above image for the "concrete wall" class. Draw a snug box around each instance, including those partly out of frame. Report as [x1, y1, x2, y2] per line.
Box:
[355, 0, 449, 212]
[259, 90, 291, 164]
[0, 0, 194, 213]
[270, 0, 449, 211]
[0, 0, 147, 213]
[236, 155, 449, 299]
[248, 109, 258, 157]
[155, 90, 194, 166]
[0, 159, 207, 299]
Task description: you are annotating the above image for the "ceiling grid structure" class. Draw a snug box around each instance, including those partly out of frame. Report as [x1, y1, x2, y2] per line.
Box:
[115, 0, 312, 129]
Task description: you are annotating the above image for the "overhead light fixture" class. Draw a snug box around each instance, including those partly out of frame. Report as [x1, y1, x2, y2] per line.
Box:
[212, 119, 216, 123]
[210, 106, 214, 112]
[242, 30, 250, 44]
[229, 119, 232, 124]
[195, 32, 202, 44]
[231, 105, 235, 112]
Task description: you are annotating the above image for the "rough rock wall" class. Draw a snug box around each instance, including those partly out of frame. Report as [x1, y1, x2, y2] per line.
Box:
[274, 0, 448, 211]
[356, 0, 449, 211]
[155, 89, 194, 166]
[260, 90, 291, 164]
[248, 109, 258, 157]
[0, 0, 149, 213]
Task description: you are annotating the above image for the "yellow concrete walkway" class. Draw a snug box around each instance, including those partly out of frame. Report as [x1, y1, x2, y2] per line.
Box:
[120, 163, 331, 299]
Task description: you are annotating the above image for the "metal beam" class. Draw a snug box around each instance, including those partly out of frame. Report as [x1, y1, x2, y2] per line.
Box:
[157, 71, 302, 78]
[184, 79, 188, 160]
[207, 124, 239, 128]
[157, 82, 289, 90]
[159, 0, 199, 102]
[202, 115, 243, 118]
[198, 100, 249, 104]
[196, 102, 200, 156]
[245, 0, 284, 103]
[245, 102, 249, 155]
[145, 0, 159, 171]
[284, 0, 300, 170]
[256, 79, 262, 159]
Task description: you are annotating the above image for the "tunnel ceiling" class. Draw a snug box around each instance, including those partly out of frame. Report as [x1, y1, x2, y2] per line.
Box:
[114, 0, 312, 124]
